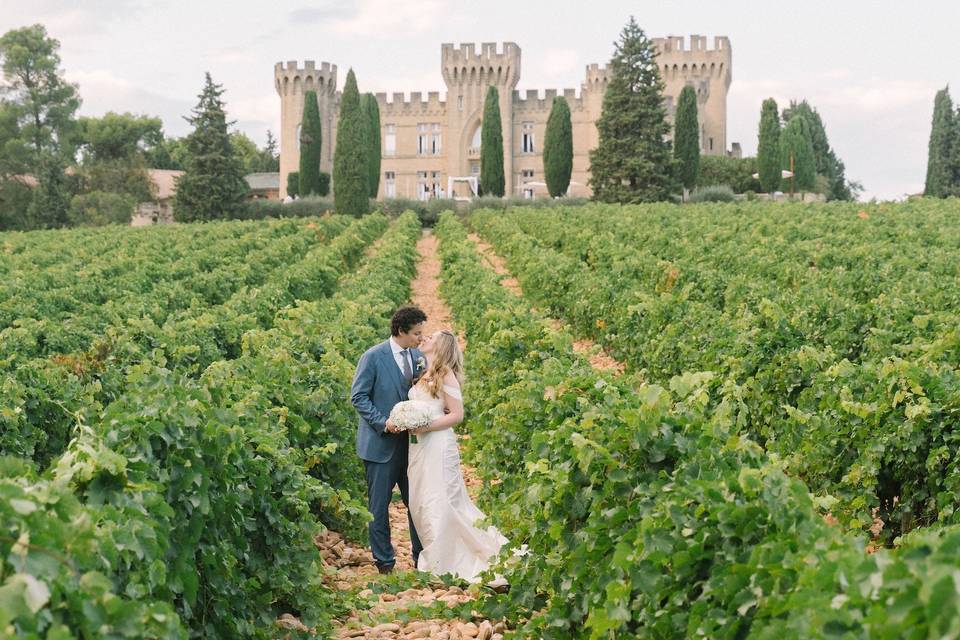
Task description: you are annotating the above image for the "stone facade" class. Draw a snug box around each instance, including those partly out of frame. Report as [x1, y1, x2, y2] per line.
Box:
[275, 36, 732, 200]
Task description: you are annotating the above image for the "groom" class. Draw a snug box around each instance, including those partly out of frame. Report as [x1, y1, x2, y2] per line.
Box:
[350, 306, 428, 574]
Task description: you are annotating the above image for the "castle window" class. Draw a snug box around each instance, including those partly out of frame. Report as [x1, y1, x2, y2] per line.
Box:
[709, 137, 714, 152]
[417, 171, 429, 201]
[521, 169, 535, 199]
[431, 124, 441, 155]
[385, 124, 396, 156]
[521, 122, 535, 154]
[385, 171, 396, 198]
[470, 161, 480, 175]
[417, 123, 441, 156]
[458, 95, 464, 111]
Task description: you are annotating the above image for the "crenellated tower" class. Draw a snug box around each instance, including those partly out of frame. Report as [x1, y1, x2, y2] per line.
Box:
[652, 35, 732, 155]
[274, 60, 338, 198]
[441, 42, 521, 192]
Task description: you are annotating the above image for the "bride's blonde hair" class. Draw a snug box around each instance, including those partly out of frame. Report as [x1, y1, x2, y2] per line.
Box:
[423, 330, 464, 398]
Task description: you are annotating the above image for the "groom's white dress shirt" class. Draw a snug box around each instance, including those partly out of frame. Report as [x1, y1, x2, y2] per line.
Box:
[389, 337, 413, 375]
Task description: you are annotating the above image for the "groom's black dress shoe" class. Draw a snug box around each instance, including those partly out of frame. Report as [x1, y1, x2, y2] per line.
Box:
[377, 564, 394, 575]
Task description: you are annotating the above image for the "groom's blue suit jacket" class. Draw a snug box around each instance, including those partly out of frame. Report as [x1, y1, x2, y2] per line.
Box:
[351, 340, 426, 463]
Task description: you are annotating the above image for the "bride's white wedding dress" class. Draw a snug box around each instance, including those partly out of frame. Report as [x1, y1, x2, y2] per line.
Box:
[407, 381, 507, 582]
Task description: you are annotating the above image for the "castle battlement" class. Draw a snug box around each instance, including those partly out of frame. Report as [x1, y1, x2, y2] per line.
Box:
[274, 60, 338, 96]
[375, 91, 446, 115]
[584, 63, 610, 88]
[512, 87, 585, 111]
[442, 42, 521, 88]
[653, 35, 732, 62]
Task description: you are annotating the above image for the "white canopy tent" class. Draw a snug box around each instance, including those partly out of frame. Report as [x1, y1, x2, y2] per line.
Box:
[447, 176, 479, 202]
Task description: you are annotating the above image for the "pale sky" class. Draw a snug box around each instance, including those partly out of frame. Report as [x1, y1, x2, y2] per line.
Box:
[3, 0, 959, 200]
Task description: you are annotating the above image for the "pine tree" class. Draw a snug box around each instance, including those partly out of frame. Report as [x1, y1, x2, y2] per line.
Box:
[262, 129, 279, 172]
[779, 114, 816, 192]
[673, 85, 699, 193]
[298, 91, 322, 196]
[480, 86, 505, 197]
[588, 17, 675, 203]
[333, 69, 370, 216]
[757, 98, 781, 193]
[925, 87, 956, 198]
[543, 96, 573, 197]
[361, 93, 381, 198]
[173, 73, 248, 222]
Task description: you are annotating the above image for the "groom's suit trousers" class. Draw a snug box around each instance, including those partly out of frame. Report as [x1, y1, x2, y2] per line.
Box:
[364, 450, 423, 569]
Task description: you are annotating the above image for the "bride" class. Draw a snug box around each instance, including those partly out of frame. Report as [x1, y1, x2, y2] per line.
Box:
[407, 330, 508, 583]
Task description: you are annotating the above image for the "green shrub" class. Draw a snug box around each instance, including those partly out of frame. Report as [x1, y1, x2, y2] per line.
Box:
[688, 184, 736, 202]
[67, 190, 137, 226]
[239, 195, 334, 220]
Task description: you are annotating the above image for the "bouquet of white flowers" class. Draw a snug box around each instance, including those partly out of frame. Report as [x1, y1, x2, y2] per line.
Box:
[389, 400, 434, 433]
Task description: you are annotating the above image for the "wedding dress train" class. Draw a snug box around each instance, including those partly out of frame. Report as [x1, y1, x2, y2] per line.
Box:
[407, 382, 507, 582]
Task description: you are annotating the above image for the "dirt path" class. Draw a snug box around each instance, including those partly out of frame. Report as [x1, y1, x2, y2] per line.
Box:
[467, 233, 626, 375]
[320, 230, 503, 640]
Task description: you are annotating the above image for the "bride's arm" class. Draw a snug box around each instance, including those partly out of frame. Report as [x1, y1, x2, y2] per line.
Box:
[418, 374, 464, 433]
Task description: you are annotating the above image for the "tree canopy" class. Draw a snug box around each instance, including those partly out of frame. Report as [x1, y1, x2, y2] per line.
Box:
[588, 17, 675, 203]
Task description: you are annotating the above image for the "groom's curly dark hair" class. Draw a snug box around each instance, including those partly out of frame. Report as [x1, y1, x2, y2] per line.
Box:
[391, 306, 427, 336]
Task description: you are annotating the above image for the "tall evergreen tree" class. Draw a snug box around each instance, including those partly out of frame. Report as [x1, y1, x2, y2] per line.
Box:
[0, 25, 80, 229]
[298, 90, 322, 196]
[543, 96, 573, 197]
[925, 87, 956, 198]
[173, 73, 248, 222]
[757, 98, 781, 193]
[262, 130, 280, 172]
[783, 100, 854, 200]
[588, 17, 675, 203]
[333, 69, 369, 216]
[361, 93, 381, 198]
[779, 114, 816, 192]
[673, 85, 700, 193]
[480, 86, 505, 197]
[0, 25, 80, 167]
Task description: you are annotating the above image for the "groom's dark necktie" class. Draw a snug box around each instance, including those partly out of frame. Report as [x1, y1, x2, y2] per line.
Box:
[400, 349, 413, 384]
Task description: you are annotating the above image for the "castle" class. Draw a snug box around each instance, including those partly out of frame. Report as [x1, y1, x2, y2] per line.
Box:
[275, 36, 733, 200]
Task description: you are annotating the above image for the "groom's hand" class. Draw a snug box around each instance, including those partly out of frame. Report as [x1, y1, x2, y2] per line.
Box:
[385, 419, 400, 434]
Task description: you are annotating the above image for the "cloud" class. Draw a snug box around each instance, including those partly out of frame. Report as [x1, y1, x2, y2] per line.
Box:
[67, 68, 193, 136]
[522, 47, 580, 86]
[327, 0, 453, 36]
[1, 0, 145, 40]
[288, 4, 354, 24]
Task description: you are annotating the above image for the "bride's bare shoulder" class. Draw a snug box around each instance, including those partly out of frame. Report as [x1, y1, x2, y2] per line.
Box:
[442, 371, 460, 388]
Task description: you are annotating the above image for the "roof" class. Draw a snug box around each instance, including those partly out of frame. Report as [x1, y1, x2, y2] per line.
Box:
[245, 172, 280, 191]
[147, 169, 184, 200]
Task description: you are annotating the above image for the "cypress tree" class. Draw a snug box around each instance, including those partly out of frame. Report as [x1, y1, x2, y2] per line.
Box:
[783, 100, 853, 200]
[673, 85, 699, 193]
[588, 17, 675, 203]
[925, 87, 956, 197]
[174, 73, 248, 222]
[480, 86, 505, 197]
[779, 114, 816, 192]
[333, 69, 370, 216]
[361, 93, 381, 198]
[543, 96, 573, 197]
[757, 98, 781, 193]
[286, 171, 299, 198]
[298, 90, 322, 196]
